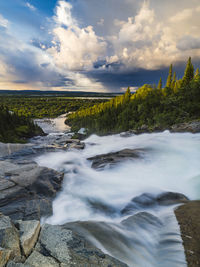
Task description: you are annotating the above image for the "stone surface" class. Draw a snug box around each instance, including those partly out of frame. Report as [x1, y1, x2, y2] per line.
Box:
[16, 220, 40, 257]
[36, 223, 128, 267]
[0, 161, 64, 220]
[0, 247, 11, 267]
[88, 148, 145, 169]
[121, 192, 189, 215]
[170, 121, 200, 133]
[0, 143, 32, 158]
[0, 214, 21, 259]
[7, 261, 33, 267]
[175, 201, 200, 267]
[25, 251, 59, 267]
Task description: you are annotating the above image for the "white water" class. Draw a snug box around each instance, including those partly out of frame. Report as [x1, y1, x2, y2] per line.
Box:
[35, 131, 200, 267]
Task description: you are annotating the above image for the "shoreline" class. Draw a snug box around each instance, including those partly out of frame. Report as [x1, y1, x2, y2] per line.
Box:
[175, 201, 200, 267]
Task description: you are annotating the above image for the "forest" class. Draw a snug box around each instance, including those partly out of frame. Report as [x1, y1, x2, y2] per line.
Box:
[0, 106, 44, 143]
[0, 97, 108, 118]
[67, 58, 200, 135]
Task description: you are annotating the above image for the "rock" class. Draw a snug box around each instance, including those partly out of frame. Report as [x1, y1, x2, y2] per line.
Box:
[170, 121, 200, 133]
[0, 214, 21, 260]
[0, 161, 64, 220]
[36, 223, 127, 267]
[0, 247, 11, 267]
[69, 142, 85, 150]
[16, 220, 40, 257]
[121, 212, 163, 229]
[25, 251, 59, 267]
[121, 192, 189, 215]
[0, 143, 32, 158]
[88, 148, 145, 169]
[7, 261, 32, 267]
[175, 201, 200, 267]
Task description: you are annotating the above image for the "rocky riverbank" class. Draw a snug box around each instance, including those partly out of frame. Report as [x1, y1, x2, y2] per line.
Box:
[175, 201, 200, 267]
[0, 213, 128, 267]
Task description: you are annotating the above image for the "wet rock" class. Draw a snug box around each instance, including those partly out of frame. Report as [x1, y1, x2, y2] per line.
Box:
[175, 201, 200, 267]
[65, 139, 85, 150]
[121, 212, 163, 229]
[25, 251, 59, 267]
[16, 220, 40, 257]
[170, 121, 200, 133]
[121, 192, 189, 215]
[0, 214, 21, 260]
[88, 148, 145, 169]
[36, 223, 127, 267]
[0, 161, 64, 220]
[0, 143, 32, 158]
[69, 142, 85, 150]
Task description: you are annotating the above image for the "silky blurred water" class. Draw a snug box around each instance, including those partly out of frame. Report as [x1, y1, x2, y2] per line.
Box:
[35, 131, 200, 266]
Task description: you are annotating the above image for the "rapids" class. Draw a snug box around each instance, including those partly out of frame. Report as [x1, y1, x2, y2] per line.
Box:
[34, 120, 200, 266]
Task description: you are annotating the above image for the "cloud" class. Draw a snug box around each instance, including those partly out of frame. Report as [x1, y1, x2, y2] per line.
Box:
[48, 1, 107, 71]
[97, 18, 104, 26]
[25, 2, 36, 12]
[0, 14, 9, 28]
[177, 36, 200, 51]
[170, 8, 193, 23]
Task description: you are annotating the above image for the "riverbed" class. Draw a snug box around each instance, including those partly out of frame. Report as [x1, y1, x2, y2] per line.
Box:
[33, 116, 200, 267]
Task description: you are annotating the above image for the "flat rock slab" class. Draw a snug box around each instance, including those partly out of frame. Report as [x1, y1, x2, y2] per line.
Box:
[25, 251, 59, 267]
[0, 160, 64, 220]
[16, 220, 40, 257]
[35, 223, 128, 267]
[88, 148, 146, 169]
[175, 201, 200, 267]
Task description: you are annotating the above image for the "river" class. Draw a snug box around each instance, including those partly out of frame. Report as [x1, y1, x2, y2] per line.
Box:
[34, 116, 200, 267]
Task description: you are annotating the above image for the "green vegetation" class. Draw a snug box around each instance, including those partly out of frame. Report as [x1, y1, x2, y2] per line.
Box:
[67, 58, 200, 135]
[0, 97, 108, 118]
[0, 106, 44, 143]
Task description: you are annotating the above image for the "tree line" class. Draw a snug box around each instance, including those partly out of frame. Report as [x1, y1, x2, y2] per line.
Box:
[67, 58, 200, 135]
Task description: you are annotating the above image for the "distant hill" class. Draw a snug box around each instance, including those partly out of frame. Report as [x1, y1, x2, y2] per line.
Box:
[0, 90, 122, 97]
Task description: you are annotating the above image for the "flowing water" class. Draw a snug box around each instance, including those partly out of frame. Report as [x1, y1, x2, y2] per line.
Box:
[34, 119, 200, 266]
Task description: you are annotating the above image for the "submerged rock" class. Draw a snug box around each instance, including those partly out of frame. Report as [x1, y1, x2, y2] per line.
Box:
[121, 192, 189, 215]
[0, 160, 64, 220]
[87, 148, 145, 169]
[175, 201, 200, 267]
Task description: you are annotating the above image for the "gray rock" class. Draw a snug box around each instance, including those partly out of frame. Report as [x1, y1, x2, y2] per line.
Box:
[7, 261, 33, 267]
[0, 214, 21, 260]
[16, 220, 40, 257]
[0, 143, 32, 158]
[0, 161, 64, 220]
[25, 251, 59, 267]
[170, 121, 200, 133]
[0, 247, 11, 267]
[87, 148, 145, 169]
[36, 224, 127, 267]
[121, 192, 189, 215]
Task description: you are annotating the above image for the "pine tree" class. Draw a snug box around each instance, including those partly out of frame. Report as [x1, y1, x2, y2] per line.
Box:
[182, 57, 194, 86]
[194, 68, 200, 81]
[171, 72, 176, 90]
[157, 78, 162, 89]
[124, 87, 131, 101]
[166, 64, 173, 88]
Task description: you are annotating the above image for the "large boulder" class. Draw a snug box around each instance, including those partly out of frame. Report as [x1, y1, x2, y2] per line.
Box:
[121, 192, 189, 215]
[0, 160, 64, 220]
[87, 148, 145, 169]
[175, 201, 200, 267]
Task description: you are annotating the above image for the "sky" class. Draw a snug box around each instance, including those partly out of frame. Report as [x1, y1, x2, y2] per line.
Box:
[0, 0, 200, 92]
